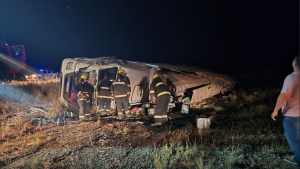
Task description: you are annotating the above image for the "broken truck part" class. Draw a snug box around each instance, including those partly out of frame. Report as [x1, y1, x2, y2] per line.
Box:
[59, 57, 237, 112]
[152, 63, 237, 109]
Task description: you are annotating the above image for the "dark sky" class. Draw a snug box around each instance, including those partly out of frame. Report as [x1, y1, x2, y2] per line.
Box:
[0, 0, 298, 87]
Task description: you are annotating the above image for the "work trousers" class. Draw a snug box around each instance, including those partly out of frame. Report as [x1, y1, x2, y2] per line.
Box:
[115, 97, 129, 117]
[99, 98, 111, 112]
[154, 94, 170, 124]
[283, 116, 300, 168]
[69, 104, 79, 118]
[79, 99, 91, 116]
[126, 97, 131, 109]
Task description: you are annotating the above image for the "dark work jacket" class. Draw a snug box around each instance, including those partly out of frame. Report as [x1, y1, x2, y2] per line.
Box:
[124, 76, 131, 96]
[97, 78, 112, 97]
[110, 78, 129, 98]
[150, 77, 170, 97]
[75, 82, 94, 101]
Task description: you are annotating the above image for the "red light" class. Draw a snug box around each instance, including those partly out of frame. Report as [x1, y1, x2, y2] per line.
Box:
[5, 43, 8, 46]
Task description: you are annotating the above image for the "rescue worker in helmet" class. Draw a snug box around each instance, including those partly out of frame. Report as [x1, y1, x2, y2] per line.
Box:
[150, 73, 171, 126]
[118, 69, 131, 109]
[97, 74, 112, 115]
[75, 74, 94, 120]
[110, 69, 131, 119]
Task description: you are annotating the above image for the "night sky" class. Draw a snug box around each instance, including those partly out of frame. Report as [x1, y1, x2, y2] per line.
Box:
[0, 0, 298, 88]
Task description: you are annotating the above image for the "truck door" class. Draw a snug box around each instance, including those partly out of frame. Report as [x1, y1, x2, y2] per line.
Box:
[9, 45, 26, 73]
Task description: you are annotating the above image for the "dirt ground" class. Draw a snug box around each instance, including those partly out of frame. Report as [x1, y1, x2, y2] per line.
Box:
[0, 82, 298, 168]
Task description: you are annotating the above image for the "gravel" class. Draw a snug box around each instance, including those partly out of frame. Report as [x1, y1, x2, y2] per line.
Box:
[4, 145, 297, 169]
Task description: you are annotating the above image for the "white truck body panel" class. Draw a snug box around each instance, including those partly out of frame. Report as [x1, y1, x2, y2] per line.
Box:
[59, 57, 158, 108]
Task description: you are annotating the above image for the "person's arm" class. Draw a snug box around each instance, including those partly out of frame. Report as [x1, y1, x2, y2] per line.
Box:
[110, 82, 114, 97]
[271, 93, 288, 121]
[89, 84, 94, 93]
[126, 77, 131, 98]
[271, 75, 292, 121]
[149, 81, 156, 100]
[97, 80, 102, 91]
[126, 79, 131, 98]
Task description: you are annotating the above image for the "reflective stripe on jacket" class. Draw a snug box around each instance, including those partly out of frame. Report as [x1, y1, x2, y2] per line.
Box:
[97, 78, 112, 97]
[150, 76, 170, 97]
[110, 78, 129, 98]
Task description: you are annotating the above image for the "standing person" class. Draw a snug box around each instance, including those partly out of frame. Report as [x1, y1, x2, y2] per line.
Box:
[75, 74, 94, 120]
[271, 56, 299, 167]
[110, 72, 130, 119]
[150, 74, 171, 126]
[69, 88, 79, 118]
[118, 69, 131, 109]
[97, 74, 112, 115]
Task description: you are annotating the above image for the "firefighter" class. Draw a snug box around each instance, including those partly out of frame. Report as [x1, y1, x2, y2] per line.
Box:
[110, 70, 130, 118]
[150, 73, 171, 126]
[75, 74, 94, 120]
[97, 74, 112, 115]
[118, 69, 131, 109]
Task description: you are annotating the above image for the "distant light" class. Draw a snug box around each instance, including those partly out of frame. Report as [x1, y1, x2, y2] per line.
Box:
[25, 76, 28, 78]
[5, 43, 8, 46]
[32, 74, 36, 77]
[40, 69, 43, 71]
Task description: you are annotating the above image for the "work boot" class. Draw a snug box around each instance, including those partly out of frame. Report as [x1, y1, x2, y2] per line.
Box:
[106, 111, 112, 116]
[100, 111, 106, 116]
[117, 115, 125, 120]
[125, 114, 132, 118]
[84, 114, 90, 120]
[79, 116, 85, 121]
[151, 122, 163, 126]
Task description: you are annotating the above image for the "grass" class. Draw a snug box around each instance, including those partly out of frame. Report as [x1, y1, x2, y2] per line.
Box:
[224, 146, 237, 168]
[31, 156, 45, 169]
[195, 151, 215, 169]
[0, 81, 297, 168]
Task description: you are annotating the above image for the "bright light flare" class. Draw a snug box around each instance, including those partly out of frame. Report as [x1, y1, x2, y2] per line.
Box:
[0, 80, 37, 106]
[0, 52, 37, 76]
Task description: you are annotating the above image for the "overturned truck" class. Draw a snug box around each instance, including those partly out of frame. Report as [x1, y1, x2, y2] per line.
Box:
[59, 57, 237, 111]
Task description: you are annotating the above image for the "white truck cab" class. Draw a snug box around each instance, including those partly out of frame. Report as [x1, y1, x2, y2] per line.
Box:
[59, 56, 157, 109]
